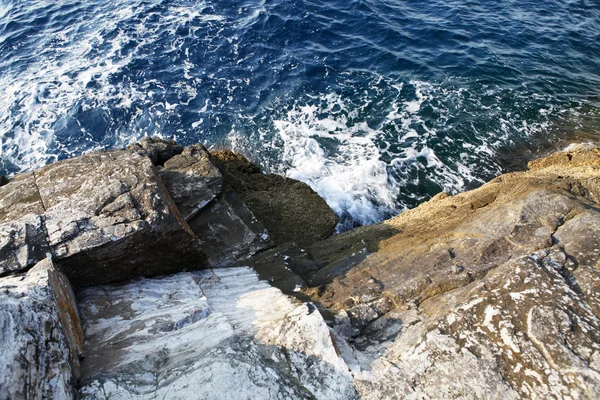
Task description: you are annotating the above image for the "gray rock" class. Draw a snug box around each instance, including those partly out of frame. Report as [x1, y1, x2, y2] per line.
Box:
[236, 242, 320, 295]
[33, 149, 207, 286]
[0, 171, 45, 222]
[159, 144, 223, 220]
[0, 258, 83, 400]
[187, 186, 271, 267]
[0, 213, 50, 275]
[128, 136, 184, 166]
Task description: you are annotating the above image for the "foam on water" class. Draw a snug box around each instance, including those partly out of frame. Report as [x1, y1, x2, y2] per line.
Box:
[1, 0, 598, 229]
[272, 93, 398, 229]
[0, 0, 222, 172]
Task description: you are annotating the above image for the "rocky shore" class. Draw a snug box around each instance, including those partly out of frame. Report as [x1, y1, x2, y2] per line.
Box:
[1, 139, 600, 399]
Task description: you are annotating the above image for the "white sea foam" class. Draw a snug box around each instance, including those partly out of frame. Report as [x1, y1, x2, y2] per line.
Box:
[0, 0, 223, 172]
[271, 93, 399, 228]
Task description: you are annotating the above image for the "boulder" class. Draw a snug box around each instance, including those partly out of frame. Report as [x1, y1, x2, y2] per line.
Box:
[76, 267, 357, 399]
[0, 149, 208, 287]
[151, 143, 271, 266]
[159, 144, 223, 221]
[211, 150, 339, 246]
[0, 258, 83, 400]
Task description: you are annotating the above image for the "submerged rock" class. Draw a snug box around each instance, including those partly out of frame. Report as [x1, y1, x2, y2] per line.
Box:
[77, 267, 357, 399]
[0, 258, 83, 400]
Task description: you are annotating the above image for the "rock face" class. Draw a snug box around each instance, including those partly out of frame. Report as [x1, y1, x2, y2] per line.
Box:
[157, 144, 271, 266]
[159, 145, 223, 221]
[211, 150, 339, 246]
[0, 213, 50, 275]
[77, 267, 357, 399]
[271, 144, 600, 398]
[3, 140, 600, 399]
[0, 258, 83, 400]
[0, 149, 208, 287]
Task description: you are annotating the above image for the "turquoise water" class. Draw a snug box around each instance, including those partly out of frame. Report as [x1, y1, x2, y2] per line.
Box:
[1, 0, 599, 228]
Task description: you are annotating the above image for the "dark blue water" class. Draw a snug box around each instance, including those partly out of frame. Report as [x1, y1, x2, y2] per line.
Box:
[1, 0, 599, 229]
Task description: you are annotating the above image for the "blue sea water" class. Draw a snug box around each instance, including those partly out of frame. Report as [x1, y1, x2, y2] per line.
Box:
[1, 0, 599, 229]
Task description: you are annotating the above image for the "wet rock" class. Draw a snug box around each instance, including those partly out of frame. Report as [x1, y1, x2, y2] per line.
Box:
[128, 136, 184, 166]
[0, 213, 50, 275]
[211, 150, 339, 246]
[77, 267, 356, 399]
[0, 175, 8, 187]
[0, 258, 83, 400]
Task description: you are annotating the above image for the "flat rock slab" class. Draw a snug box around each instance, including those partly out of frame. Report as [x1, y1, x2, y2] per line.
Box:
[0, 259, 83, 400]
[77, 267, 356, 399]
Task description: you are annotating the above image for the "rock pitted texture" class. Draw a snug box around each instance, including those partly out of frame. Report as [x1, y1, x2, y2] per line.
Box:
[0, 213, 49, 275]
[0, 149, 207, 287]
[279, 145, 600, 398]
[77, 267, 356, 399]
[211, 150, 339, 246]
[0, 258, 83, 400]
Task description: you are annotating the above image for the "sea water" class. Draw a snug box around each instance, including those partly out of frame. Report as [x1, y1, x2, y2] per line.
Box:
[1, 0, 599, 229]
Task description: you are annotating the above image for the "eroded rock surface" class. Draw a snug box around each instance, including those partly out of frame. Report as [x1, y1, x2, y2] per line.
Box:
[249, 145, 600, 399]
[211, 150, 339, 246]
[0, 149, 208, 287]
[0, 259, 83, 400]
[77, 267, 356, 399]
